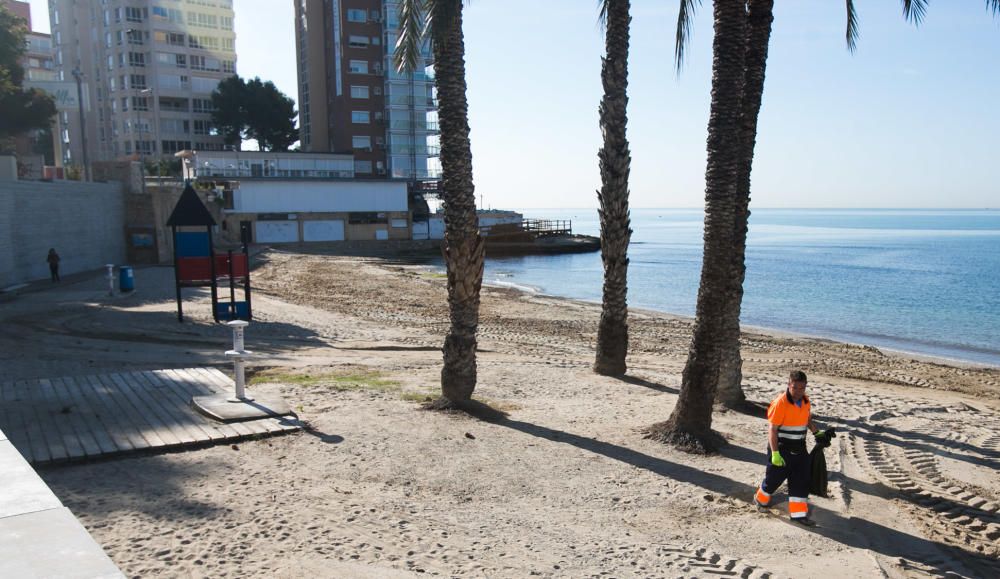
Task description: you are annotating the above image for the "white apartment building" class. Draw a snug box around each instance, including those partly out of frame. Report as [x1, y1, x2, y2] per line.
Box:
[49, 0, 237, 169]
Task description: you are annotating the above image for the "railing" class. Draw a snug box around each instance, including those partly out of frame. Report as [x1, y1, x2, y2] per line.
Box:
[480, 219, 573, 239]
[388, 120, 439, 132]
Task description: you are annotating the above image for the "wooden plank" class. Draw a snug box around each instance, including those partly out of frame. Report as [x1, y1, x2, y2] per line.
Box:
[1, 382, 33, 462]
[33, 379, 73, 461]
[80, 375, 144, 452]
[14, 380, 50, 464]
[117, 372, 198, 445]
[105, 373, 185, 448]
[50, 378, 103, 458]
[92, 373, 169, 449]
[143, 370, 240, 441]
[60, 377, 120, 455]
[132, 371, 219, 443]
[163, 368, 255, 438]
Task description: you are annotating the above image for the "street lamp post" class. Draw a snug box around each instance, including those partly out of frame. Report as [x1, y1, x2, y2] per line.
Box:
[71, 67, 90, 181]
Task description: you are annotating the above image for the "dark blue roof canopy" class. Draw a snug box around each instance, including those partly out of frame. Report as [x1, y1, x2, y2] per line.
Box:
[166, 183, 217, 227]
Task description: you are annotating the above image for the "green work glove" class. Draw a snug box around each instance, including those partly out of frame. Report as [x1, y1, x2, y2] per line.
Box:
[814, 430, 827, 440]
[770, 451, 785, 467]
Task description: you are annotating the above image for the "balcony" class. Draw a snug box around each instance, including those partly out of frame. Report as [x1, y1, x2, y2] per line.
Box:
[195, 167, 355, 179]
[387, 144, 440, 157]
[388, 120, 439, 133]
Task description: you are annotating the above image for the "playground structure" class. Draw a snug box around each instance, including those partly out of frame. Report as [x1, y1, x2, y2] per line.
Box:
[166, 184, 252, 323]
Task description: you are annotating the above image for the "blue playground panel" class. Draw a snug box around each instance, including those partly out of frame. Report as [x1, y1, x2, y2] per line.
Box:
[214, 301, 250, 320]
[176, 231, 211, 257]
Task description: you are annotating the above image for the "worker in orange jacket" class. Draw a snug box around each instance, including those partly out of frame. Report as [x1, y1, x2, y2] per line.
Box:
[753, 370, 828, 526]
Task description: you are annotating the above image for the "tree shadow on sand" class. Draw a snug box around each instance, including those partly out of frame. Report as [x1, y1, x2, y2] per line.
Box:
[492, 417, 1000, 577]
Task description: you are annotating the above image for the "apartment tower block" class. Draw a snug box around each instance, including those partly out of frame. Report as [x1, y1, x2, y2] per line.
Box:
[49, 0, 237, 168]
[294, 0, 439, 181]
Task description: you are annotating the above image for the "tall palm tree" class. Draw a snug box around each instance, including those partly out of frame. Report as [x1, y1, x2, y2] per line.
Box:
[593, 0, 634, 377]
[396, 0, 485, 408]
[645, 0, 747, 452]
[714, 0, 773, 409]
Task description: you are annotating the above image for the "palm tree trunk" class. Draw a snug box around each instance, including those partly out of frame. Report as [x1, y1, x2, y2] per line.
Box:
[430, 1, 484, 406]
[594, 0, 633, 377]
[715, 0, 774, 409]
[646, 0, 746, 453]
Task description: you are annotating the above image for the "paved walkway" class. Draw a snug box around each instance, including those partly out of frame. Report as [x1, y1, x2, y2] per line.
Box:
[1, 426, 124, 578]
[0, 368, 302, 464]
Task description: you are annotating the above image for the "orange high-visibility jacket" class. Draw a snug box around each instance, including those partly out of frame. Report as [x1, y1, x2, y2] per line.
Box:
[767, 391, 811, 450]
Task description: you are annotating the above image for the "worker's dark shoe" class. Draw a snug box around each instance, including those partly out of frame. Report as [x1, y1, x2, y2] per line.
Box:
[752, 497, 768, 511]
[792, 517, 817, 527]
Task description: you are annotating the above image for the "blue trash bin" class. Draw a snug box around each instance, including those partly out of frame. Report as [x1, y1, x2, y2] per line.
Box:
[119, 266, 134, 292]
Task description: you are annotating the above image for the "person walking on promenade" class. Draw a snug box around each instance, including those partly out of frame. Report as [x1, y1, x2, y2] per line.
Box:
[47, 248, 61, 282]
[753, 370, 828, 526]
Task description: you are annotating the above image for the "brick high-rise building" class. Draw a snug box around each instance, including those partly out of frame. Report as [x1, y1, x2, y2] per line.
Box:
[294, 0, 439, 181]
[48, 0, 237, 168]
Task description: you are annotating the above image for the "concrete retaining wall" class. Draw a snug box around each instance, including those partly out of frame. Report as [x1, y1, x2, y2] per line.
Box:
[0, 180, 125, 287]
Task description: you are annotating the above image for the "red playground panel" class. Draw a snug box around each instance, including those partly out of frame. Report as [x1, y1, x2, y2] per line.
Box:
[177, 254, 249, 284]
[177, 257, 212, 283]
[218, 253, 248, 278]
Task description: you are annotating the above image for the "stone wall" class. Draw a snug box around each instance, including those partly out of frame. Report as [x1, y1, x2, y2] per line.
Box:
[0, 180, 125, 287]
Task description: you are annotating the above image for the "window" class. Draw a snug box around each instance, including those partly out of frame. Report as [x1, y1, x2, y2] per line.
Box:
[347, 9, 366, 22]
[348, 60, 367, 74]
[156, 52, 185, 68]
[128, 52, 146, 67]
[193, 120, 211, 135]
[348, 35, 368, 48]
[353, 160, 373, 174]
[351, 111, 370, 124]
[350, 85, 369, 99]
[222, 37, 235, 52]
[222, 60, 235, 73]
[130, 74, 147, 89]
[192, 98, 214, 113]
[155, 31, 186, 46]
[220, 15, 233, 30]
[370, 9, 381, 21]
[160, 118, 189, 134]
[132, 96, 149, 111]
[127, 30, 144, 45]
[125, 6, 145, 23]
[152, 6, 169, 20]
[352, 136, 371, 150]
[191, 76, 219, 93]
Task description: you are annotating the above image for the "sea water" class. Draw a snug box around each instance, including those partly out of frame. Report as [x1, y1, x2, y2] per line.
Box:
[441, 208, 1000, 368]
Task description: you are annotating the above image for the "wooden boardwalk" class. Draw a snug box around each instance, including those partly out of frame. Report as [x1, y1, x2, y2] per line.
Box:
[0, 368, 301, 465]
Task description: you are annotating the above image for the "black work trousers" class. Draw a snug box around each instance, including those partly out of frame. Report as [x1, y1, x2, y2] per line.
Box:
[762, 445, 810, 500]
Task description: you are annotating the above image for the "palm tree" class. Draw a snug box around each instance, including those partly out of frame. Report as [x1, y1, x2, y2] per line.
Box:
[645, 0, 747, 453]
[714, 0, 773, 409]
[593, 0, 634, 377]
[396, 0, 485, 408]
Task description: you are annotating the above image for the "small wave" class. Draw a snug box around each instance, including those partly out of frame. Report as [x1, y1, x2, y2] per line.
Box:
[487, 279, 543, 294]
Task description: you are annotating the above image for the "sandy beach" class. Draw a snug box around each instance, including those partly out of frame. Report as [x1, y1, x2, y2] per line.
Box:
[5, 249, 999, 578]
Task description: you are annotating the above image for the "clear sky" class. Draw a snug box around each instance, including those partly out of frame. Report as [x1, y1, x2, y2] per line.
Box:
[25, 1, 1000, 209]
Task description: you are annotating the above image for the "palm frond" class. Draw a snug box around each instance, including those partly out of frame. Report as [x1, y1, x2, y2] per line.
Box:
[674, 0, 701, 74]
[901, 0, 927, 25]
[845, 0, 858, 53]
[598, 0, 609, 31]
[988, 0, 1000, 17]
[394, 0, 427, 72]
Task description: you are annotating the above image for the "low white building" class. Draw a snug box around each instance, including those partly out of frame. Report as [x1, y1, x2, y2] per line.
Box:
[180, 150, 412, 244]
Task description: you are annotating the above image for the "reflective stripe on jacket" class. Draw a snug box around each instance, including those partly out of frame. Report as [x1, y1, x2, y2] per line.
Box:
[767, 391, 811, 449]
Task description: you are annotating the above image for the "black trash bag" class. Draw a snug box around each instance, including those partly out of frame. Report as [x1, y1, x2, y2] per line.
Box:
[809, 428, 837, 497]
